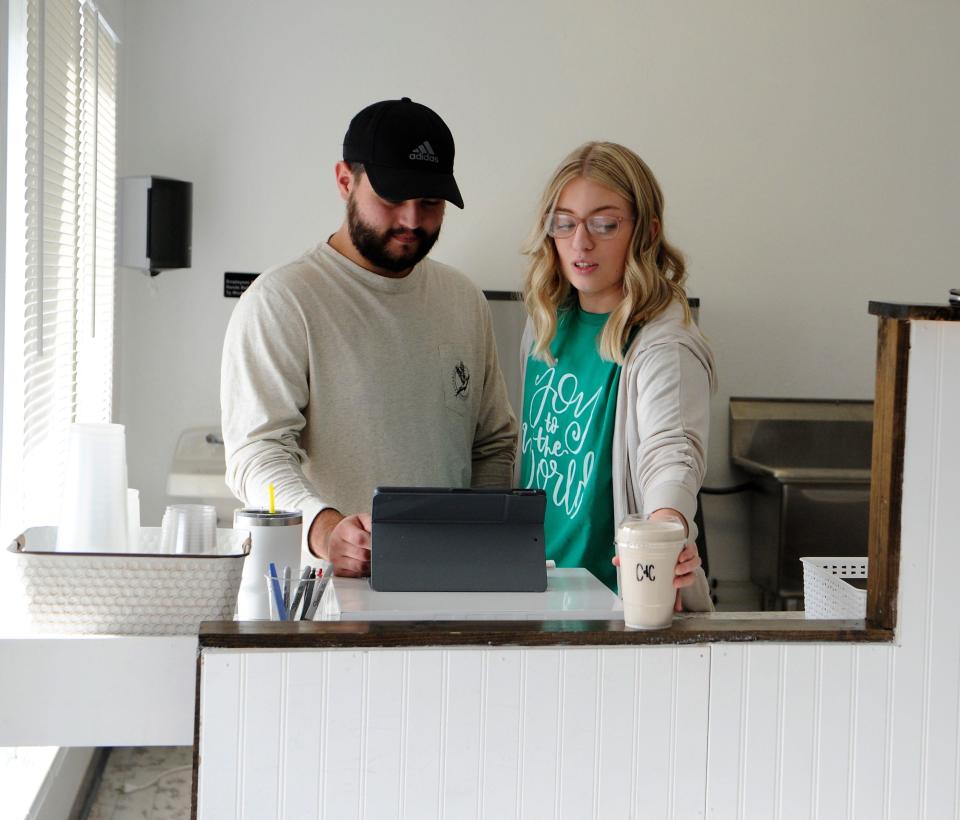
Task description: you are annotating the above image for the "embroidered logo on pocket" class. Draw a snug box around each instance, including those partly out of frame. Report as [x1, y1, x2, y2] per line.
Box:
[450, 359, 470, 400]
[439, 343, 474, 417]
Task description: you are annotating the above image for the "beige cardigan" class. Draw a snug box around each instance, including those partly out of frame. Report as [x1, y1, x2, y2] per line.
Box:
[519, 300, 717, 611]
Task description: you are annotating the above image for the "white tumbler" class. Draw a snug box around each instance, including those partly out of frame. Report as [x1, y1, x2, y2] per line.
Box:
[57, 423, 129, 552]
[234, 508, 302, 620]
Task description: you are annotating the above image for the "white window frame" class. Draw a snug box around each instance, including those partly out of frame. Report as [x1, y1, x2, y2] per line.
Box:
[1, 0, 118, 545]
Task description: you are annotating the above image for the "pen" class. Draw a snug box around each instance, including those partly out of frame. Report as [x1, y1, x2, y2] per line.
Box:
[305, 568, 326, 620]
[298, 568, 316, 620]
[268, 562, 287, 621]
[282, 565, 291, 616]
[289, 565, 312, 619]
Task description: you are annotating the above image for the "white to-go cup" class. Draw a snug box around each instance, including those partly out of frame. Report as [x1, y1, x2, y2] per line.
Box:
[234, 508, 302, 620]
[616, 517, 686, 630]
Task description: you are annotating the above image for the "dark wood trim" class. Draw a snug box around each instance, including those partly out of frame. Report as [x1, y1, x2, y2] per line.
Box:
[869, 301, 960, 322]
[482, 290, 702, 309]
[68, 748, 110, 820]
[867, 317, 909, 629]
[191, 645, 202, 820]
[482, 290, 521, 301]
[199, 617, 892, 649]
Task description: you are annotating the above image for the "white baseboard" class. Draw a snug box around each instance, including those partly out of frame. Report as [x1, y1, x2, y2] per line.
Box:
[27, 747, 96, 820]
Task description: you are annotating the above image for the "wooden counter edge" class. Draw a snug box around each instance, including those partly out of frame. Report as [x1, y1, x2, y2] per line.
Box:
[197, 617, 893, 649]
[868, 301, 960, 322]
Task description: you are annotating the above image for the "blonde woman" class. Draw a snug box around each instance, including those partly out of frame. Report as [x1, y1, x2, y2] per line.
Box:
[518, 142, 716, 610]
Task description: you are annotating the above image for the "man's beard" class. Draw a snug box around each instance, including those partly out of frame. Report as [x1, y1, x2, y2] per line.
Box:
[346, 194, 441, 274]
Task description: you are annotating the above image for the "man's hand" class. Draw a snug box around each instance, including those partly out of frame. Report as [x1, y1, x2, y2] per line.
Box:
[308, 508, 372, 576]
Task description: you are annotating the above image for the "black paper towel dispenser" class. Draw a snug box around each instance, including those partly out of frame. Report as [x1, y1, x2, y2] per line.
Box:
[119, 176, 192, 275]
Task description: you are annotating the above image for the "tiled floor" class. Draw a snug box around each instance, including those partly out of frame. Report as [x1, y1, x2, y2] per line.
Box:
[85, 747, 192, 820]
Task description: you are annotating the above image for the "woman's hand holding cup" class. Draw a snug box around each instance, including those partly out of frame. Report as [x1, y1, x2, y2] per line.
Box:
[611, 508, 702, 612]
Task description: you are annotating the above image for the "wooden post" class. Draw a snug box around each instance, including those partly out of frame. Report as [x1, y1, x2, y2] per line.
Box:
[866, 316, 909, 629]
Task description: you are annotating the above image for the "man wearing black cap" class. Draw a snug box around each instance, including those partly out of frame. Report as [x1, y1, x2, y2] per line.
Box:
[221, 98, 517, 576]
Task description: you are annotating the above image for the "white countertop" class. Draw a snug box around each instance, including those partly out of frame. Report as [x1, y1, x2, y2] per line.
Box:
[0, 547, 196, 747]
[0, 632, 197, 747]
[318, 568, 623, 621]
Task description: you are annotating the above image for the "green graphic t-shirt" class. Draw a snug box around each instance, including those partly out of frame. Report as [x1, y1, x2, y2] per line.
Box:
[520, 307, 622, 591]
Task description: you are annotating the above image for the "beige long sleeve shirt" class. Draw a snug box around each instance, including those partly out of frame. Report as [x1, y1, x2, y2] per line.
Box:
[221, 242, 517, 563]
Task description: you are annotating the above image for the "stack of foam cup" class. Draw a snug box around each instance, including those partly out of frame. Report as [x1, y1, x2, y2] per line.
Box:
[57, 423, 129, 553]
[160, 503, 218, 554]
[615, 516, 687, 630]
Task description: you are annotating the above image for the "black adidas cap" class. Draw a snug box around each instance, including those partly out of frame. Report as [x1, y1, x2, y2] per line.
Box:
[342, 97, 464, 209]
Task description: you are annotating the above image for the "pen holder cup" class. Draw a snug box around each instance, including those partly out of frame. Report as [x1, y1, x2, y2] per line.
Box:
[265, 572, 320, 621]
[266, 573, 286, 621]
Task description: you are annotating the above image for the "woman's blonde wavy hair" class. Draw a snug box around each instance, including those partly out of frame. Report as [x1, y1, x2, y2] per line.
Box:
[521, 141, 690, 365]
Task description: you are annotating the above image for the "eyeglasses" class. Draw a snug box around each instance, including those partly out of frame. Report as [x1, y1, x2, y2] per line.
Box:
[545, 213, 634, 240]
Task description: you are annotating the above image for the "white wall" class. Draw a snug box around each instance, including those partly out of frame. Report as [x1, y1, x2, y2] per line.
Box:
[115, 1, 960, 579]
[94, 0, 123, 41]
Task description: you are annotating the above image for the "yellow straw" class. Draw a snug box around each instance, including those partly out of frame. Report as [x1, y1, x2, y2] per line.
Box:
[268, 483, 276, 515]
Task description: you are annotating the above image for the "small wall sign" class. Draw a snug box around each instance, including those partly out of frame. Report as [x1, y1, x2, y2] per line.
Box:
[224, 272, 259, 298]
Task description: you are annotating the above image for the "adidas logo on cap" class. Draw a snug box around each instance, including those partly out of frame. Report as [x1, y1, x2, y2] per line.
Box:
[409, 140, 439, 163]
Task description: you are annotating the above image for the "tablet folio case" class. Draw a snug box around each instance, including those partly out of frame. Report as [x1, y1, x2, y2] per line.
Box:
[370, 487, 547, 592]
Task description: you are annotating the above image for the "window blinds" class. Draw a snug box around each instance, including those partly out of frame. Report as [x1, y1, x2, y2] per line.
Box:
[21, 0, 117, 523]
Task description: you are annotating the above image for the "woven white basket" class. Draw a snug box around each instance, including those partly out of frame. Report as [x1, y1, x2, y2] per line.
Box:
[801, 556, 868, 619]
[9, 526, 250, 635]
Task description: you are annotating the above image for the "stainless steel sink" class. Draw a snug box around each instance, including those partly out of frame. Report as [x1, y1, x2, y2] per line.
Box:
[731, 398, 872, 480]
[729, 398, 873, 608]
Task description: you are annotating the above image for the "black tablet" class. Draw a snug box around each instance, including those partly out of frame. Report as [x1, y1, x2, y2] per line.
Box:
[370, 487, 547, 592]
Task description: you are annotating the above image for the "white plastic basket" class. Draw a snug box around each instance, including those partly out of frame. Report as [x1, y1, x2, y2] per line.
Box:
[801, 556, 868, 619]
[9, 526, 250, 635]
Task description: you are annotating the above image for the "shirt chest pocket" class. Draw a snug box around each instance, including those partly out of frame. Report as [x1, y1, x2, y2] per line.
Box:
[438, 343, 475, 417]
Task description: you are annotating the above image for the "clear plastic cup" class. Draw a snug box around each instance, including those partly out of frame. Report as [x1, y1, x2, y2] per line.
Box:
[265, 572, 286, 620]
[265, 570, 327, 621]
[160, 504, 217, 554]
